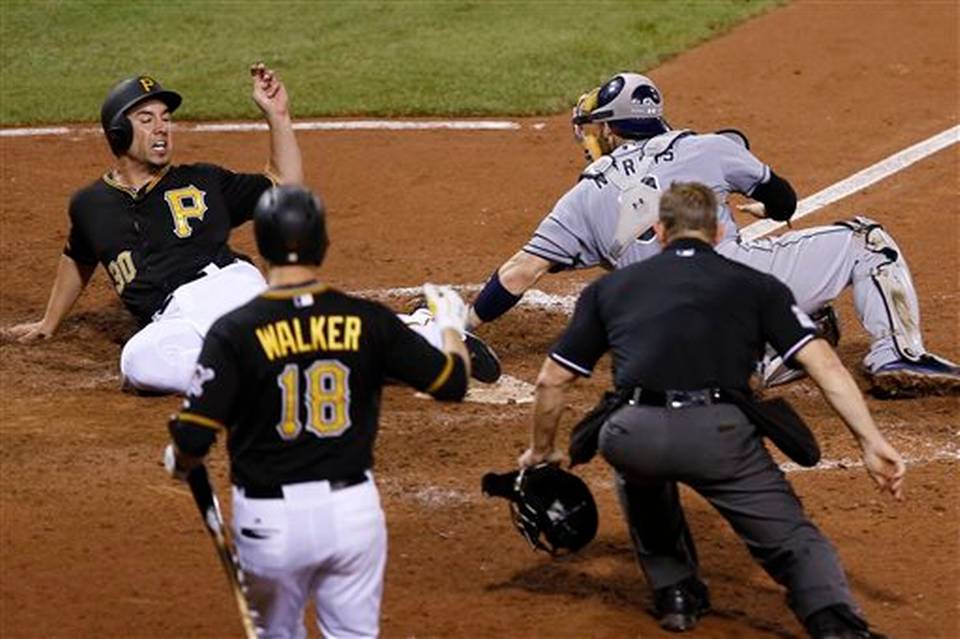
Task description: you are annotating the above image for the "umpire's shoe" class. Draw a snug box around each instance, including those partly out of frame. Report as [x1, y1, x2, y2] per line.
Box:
[465, 331, 502, 384]
[804, 604, 888, 639]
[868, 353, 960, 398]
[654, 577, 710, 632]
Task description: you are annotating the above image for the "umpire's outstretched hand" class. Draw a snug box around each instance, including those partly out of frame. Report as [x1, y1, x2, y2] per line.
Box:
[861, 438, 906, 500]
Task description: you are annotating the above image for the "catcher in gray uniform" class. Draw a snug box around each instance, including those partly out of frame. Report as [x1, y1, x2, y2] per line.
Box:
[469, 72, 959, 397]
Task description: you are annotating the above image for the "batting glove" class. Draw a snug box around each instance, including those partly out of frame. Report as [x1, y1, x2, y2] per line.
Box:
[423, 283, 467, 338]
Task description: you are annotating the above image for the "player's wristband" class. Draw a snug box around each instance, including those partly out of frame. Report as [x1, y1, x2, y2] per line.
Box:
[473, 271, 522, 323]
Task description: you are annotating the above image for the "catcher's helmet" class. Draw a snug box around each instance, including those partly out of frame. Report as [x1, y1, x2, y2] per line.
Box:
[572, 72, 670, 140]
[100, 76, 182, 156]
[482, 464, 598, 555]
[254, 185, 329, 266]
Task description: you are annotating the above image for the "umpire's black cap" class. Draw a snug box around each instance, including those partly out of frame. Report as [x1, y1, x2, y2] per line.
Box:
[254, 185, 329, 266]
[101, 76, 182, 155]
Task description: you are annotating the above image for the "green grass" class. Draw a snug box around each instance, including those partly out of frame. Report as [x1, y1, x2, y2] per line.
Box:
[0, 0, 779, 125]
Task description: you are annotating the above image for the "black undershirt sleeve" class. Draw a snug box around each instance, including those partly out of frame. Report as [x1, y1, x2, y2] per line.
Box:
[752, 170, 797, 222]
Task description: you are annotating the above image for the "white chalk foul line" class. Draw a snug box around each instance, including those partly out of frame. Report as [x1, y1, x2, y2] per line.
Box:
[740, 124, 960, 242]
[198, 120, 522, 132]
[0, 120, 524, 137]
[0, 126, 72, 137]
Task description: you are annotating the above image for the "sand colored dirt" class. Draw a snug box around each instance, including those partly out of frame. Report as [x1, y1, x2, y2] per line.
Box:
[1, 1, 957, 637]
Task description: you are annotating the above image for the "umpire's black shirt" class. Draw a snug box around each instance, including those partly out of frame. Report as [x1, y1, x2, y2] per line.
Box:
[550, 237, 816, 390]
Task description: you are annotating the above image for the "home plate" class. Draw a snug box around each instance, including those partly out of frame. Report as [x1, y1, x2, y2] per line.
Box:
[466, 374, 535, 404]
[415, 374, 534, 404]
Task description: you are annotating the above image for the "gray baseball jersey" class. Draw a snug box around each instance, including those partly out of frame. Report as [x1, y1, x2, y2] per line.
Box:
[524, 131, 768, 270]
[520, 129, 937, 379]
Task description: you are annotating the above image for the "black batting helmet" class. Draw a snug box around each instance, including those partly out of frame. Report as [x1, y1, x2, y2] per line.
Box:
[100, 76, 182, 156]
[482, 464, 599, 555]
[254, 185, 329, 266]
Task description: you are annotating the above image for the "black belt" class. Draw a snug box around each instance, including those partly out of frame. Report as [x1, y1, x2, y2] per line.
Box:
[240, 473, 368, 499]
[628, 387, 727, 409]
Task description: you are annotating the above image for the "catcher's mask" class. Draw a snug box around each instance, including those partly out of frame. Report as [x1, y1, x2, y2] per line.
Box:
[481, 464, 598, 555]
[254, 185, 329, 266]
[572, 72, 670, 162]
[100, 76, 182, 156]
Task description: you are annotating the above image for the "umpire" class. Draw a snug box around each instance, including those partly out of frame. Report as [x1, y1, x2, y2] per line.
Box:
[519, 182, 904, 638]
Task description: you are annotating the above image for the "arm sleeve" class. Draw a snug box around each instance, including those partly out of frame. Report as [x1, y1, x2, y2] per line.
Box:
[170, 323, 241, 455]
[62, 196, 98, 265]
[205, 164, 275, 227]
[759, 276, 818, 368]
[380, 310, 468, 401]
[522, 181, 602, 269]
[549, 281, 609, 376]
[749, 170, 797, 222]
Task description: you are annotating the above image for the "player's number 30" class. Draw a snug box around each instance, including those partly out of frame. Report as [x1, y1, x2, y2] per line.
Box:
[107, 250, 137, 294]
[275, 361, 352, 440]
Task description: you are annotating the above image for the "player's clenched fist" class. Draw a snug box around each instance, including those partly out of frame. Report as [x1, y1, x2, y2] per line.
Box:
[424, 283, 467, 338]
[250, 62, 289, 119]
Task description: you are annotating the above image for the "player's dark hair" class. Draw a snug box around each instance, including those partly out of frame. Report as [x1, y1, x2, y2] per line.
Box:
[658, 182, 718, 240]
[254, 185, 329, 266]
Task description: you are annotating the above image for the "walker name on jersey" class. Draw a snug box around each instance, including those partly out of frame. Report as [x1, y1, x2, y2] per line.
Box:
[255, 315, 362, 361]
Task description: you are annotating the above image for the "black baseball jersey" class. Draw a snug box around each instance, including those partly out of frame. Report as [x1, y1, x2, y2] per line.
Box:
[171, 281, 467, 489]
[550, 237, 817, 390]
[63, 164, 273, 325]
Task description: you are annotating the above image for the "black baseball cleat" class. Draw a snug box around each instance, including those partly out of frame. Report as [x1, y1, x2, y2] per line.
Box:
[654, 577, 710, 632]
[811, 304, 841, 348]
[464, 331, 502, 383]
[867, 353, 960, 398]
[804, 604, 888, 639]
[759, 304, 841, 388]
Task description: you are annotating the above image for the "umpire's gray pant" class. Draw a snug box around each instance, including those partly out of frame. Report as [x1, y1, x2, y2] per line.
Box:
[598, 401, 855, 622]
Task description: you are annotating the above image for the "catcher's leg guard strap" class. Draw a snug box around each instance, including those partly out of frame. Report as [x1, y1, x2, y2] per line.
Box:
[473, 271, 522, 323]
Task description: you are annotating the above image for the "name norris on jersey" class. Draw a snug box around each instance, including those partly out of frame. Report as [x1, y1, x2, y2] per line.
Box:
[255, 315, 361, 361]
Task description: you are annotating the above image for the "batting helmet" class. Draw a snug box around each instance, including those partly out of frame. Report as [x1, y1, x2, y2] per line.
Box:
[482, 464, 599, 555]
[100, 76, 182, 156]
[572, 72, 670, 140]
[254, 185, 329, 266]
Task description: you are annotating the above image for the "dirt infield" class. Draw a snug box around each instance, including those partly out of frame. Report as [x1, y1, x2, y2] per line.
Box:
[1, 1, 957, 637]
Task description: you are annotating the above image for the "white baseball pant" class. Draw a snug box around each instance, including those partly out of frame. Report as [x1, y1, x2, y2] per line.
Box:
[120, 260, 266, 393]
[232, 475, 387, 639]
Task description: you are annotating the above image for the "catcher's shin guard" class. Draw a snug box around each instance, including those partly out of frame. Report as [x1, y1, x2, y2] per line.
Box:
[838, 216, 925, 361]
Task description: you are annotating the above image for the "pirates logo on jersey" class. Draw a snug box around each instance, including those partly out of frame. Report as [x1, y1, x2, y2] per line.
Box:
[164, 185, 209, 238]
[186, 363, 216, 399]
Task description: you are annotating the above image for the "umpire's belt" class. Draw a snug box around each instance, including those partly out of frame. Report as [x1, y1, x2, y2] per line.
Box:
[239, 473, 368, 499]
[629, 387, 726, 409]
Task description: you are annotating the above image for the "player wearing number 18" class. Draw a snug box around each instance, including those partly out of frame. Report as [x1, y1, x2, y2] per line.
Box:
[166, 185, 470, 638]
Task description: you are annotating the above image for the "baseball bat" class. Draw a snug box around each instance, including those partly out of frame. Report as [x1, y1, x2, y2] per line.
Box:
[186, 464, 259, 639]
